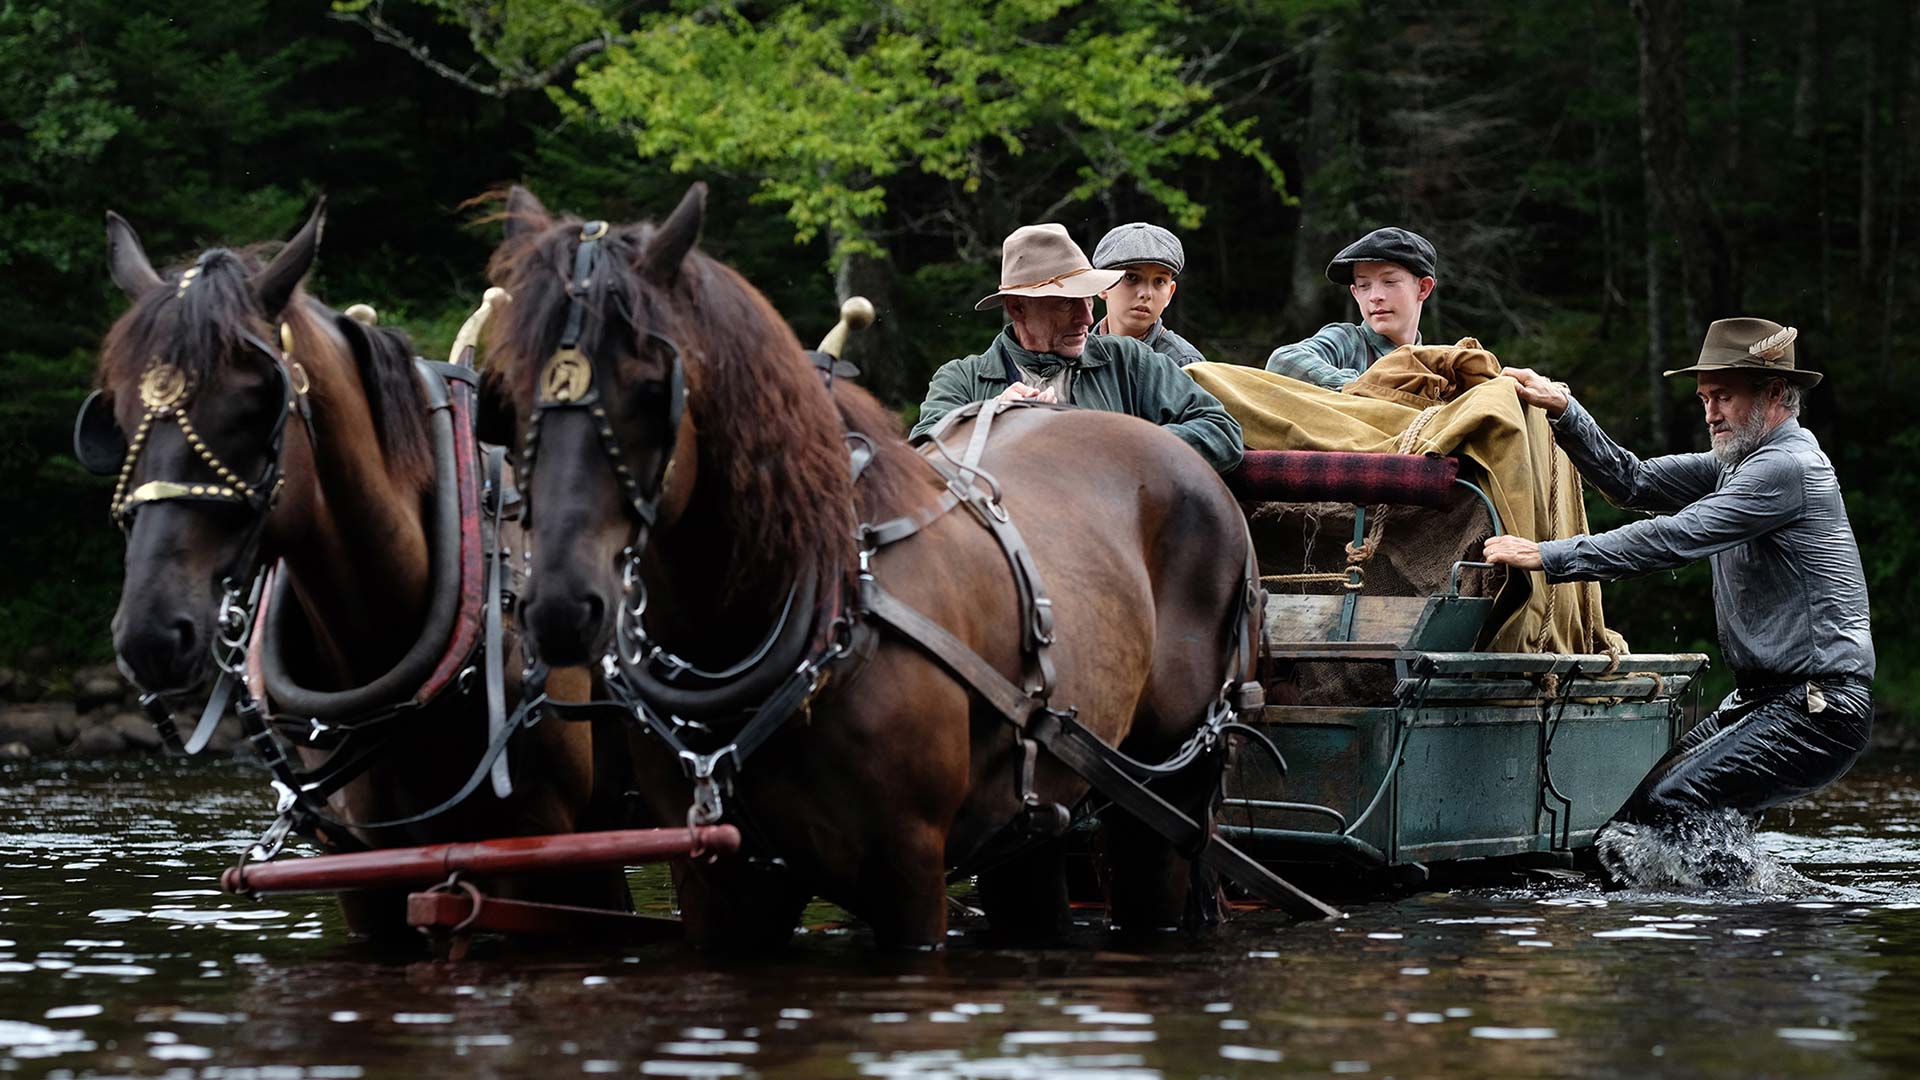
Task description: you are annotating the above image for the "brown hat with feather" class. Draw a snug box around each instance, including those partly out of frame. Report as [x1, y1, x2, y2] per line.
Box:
[1663, 317, 1821, 388]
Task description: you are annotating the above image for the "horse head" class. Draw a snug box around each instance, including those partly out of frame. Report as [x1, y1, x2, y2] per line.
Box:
[86, 204, 334, 695]
[482, 183, 860, 669]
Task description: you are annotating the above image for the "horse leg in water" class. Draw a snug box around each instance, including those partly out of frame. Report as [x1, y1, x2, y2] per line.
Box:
[970, 713, 1073, 944]
[338, 891, 415, 945]
[977, 841, 1071, 943]
[673, 861, 813, 955]
[1102, 755, 1221, 934]
[1104, 530, 1247, 934]
[851, 821, 955, 951]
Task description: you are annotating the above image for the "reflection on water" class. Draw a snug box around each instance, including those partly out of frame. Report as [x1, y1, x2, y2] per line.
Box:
[4, 756, 1920, 1076]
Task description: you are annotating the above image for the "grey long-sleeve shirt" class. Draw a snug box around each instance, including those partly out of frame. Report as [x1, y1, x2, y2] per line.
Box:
[1538, 397, 1874, 683]
[1264, 321, 1411, 388]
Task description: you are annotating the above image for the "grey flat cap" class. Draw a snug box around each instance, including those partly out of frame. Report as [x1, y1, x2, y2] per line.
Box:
[1326, 227, 1437, 284]
[1092, 222, 1185, 277]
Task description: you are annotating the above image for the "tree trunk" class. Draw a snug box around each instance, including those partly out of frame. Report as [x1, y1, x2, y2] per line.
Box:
[1860, 91, 1878, 283]
[1597, 131, 1619, 341]
[1643, 160, 1669, 452]
[1283, 23, 1345, 333]
[1793, 6, 1819, 142]
[829, 244, 912, 407]
[1724, 0, 1747, 306]
[1793, 4, 1834, 327]
[1880, 0, 1920, 375]
[1630, 0, 1736, 331]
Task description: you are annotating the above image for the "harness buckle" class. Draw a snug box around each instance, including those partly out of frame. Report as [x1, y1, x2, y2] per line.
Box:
[307, 717, 328, 743]
[1030, 597, 1055, 646]
[678, 746, 735, 833]
[244, 781, 302, 863]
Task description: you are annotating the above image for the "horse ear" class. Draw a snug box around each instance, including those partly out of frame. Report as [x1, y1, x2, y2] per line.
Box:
[476, 370, 519, 448]
[105, 211, 163, 298]
[252, 196, 327, 320]
[504, 185, 551, 241]
[640, 182, 707, 288]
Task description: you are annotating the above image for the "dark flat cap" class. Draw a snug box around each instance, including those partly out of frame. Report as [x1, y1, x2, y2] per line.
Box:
[1092, 222, 1185, 276]
[1326, 227, 1437, 284]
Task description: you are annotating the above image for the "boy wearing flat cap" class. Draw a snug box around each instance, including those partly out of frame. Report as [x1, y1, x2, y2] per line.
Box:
[1266, 226, 1438, 388]
[909, 223, 1242, 473]
[1484, 319, 1873, 872]
[1090, 222, 1206, 367]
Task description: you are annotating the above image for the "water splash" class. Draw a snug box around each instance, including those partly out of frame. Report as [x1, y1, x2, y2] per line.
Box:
[1595, 810, 1821, 893]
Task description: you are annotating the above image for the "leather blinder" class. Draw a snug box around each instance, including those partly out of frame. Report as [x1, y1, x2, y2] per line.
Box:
[74, 389, 130, 476]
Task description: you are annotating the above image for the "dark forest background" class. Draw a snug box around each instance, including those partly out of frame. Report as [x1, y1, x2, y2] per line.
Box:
[3, 0, 1916, 718]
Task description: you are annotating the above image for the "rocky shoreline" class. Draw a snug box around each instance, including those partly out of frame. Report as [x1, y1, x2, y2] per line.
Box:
[0, 663, 247, 760]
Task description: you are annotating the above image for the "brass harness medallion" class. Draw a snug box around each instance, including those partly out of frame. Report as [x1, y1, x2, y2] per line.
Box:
[539, 349, 592, 404]
[139, 364, 189, 410]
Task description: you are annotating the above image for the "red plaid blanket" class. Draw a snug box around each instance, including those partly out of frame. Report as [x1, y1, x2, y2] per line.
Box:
[1225, 450, 1459, 508]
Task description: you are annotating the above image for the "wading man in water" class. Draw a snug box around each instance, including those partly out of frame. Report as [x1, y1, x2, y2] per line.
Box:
[1483, 318, 1874, 862]
[910, 223, 1243, 473]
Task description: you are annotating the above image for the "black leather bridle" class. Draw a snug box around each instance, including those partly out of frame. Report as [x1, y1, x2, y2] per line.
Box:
[517, 219, 686, 545]
[73, 254, 318, 751]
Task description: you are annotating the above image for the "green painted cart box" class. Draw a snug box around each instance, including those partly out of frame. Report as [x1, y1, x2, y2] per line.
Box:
[1225, 652, 1704, 883]
[1223, 467, 1707, 887]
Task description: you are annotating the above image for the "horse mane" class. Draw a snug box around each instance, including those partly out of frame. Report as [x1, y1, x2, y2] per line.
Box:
[98, 244, 434, 493]
[324, 305, 433, 492]
[487, 208, 933, 589]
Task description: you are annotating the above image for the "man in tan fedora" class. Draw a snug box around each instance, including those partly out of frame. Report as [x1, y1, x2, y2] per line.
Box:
[1482, 318, 1873, 880]
[909, 223, 1242, 472]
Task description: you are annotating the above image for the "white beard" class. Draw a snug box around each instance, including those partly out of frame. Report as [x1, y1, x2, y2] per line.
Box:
[1712, 407, 1772, 466]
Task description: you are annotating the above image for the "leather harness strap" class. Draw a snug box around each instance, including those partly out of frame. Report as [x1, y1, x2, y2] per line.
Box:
[859, 399, 1334, 920]
[861, 569, 1333, 919]
[861, 580, 1040, 727]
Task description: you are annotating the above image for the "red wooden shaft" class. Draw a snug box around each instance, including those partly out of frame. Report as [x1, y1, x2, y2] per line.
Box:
[221, 825, 741, 896]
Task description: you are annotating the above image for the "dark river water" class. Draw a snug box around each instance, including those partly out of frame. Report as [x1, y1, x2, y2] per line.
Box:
[5, 755, 1920, 1078]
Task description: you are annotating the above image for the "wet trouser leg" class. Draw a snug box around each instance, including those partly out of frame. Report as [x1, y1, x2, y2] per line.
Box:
[1613, 677, 1873, 828]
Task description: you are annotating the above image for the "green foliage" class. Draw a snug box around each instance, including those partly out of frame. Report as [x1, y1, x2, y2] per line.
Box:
[540, 0, 1291, 261]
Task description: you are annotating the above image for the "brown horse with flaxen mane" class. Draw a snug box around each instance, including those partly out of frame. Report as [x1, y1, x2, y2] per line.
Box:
[482, 184, 1275, 950]
[88, 204, 628, 942]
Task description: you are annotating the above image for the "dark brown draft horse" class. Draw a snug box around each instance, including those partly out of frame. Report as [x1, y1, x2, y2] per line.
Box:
[88, 205, 627, 940]
[483, 185, 1283, 950]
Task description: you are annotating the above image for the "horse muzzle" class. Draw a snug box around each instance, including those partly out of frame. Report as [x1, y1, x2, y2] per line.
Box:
[521, 580, 612, 667]
[111, 605, 213, 695]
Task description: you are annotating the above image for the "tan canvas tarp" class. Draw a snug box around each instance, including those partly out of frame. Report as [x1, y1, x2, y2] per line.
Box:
[1189, 360, 1627, 655]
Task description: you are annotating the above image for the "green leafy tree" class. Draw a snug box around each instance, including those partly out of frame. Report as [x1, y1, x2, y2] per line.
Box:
[339, 0, 1291, 265]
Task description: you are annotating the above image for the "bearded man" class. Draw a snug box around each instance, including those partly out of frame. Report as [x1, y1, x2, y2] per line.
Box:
[1484, 318, 1874, 834]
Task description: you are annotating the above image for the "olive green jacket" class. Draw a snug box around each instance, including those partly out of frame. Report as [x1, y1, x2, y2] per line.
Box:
[909, 330, 1244, 473]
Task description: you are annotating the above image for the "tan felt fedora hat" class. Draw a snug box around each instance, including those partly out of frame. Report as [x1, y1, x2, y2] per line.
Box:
[975, 224, 1124, 312]
[1663, 317, 1822, 388]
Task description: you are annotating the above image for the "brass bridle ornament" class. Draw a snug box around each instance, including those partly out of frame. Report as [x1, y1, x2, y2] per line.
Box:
[77, 326, 314, 532]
